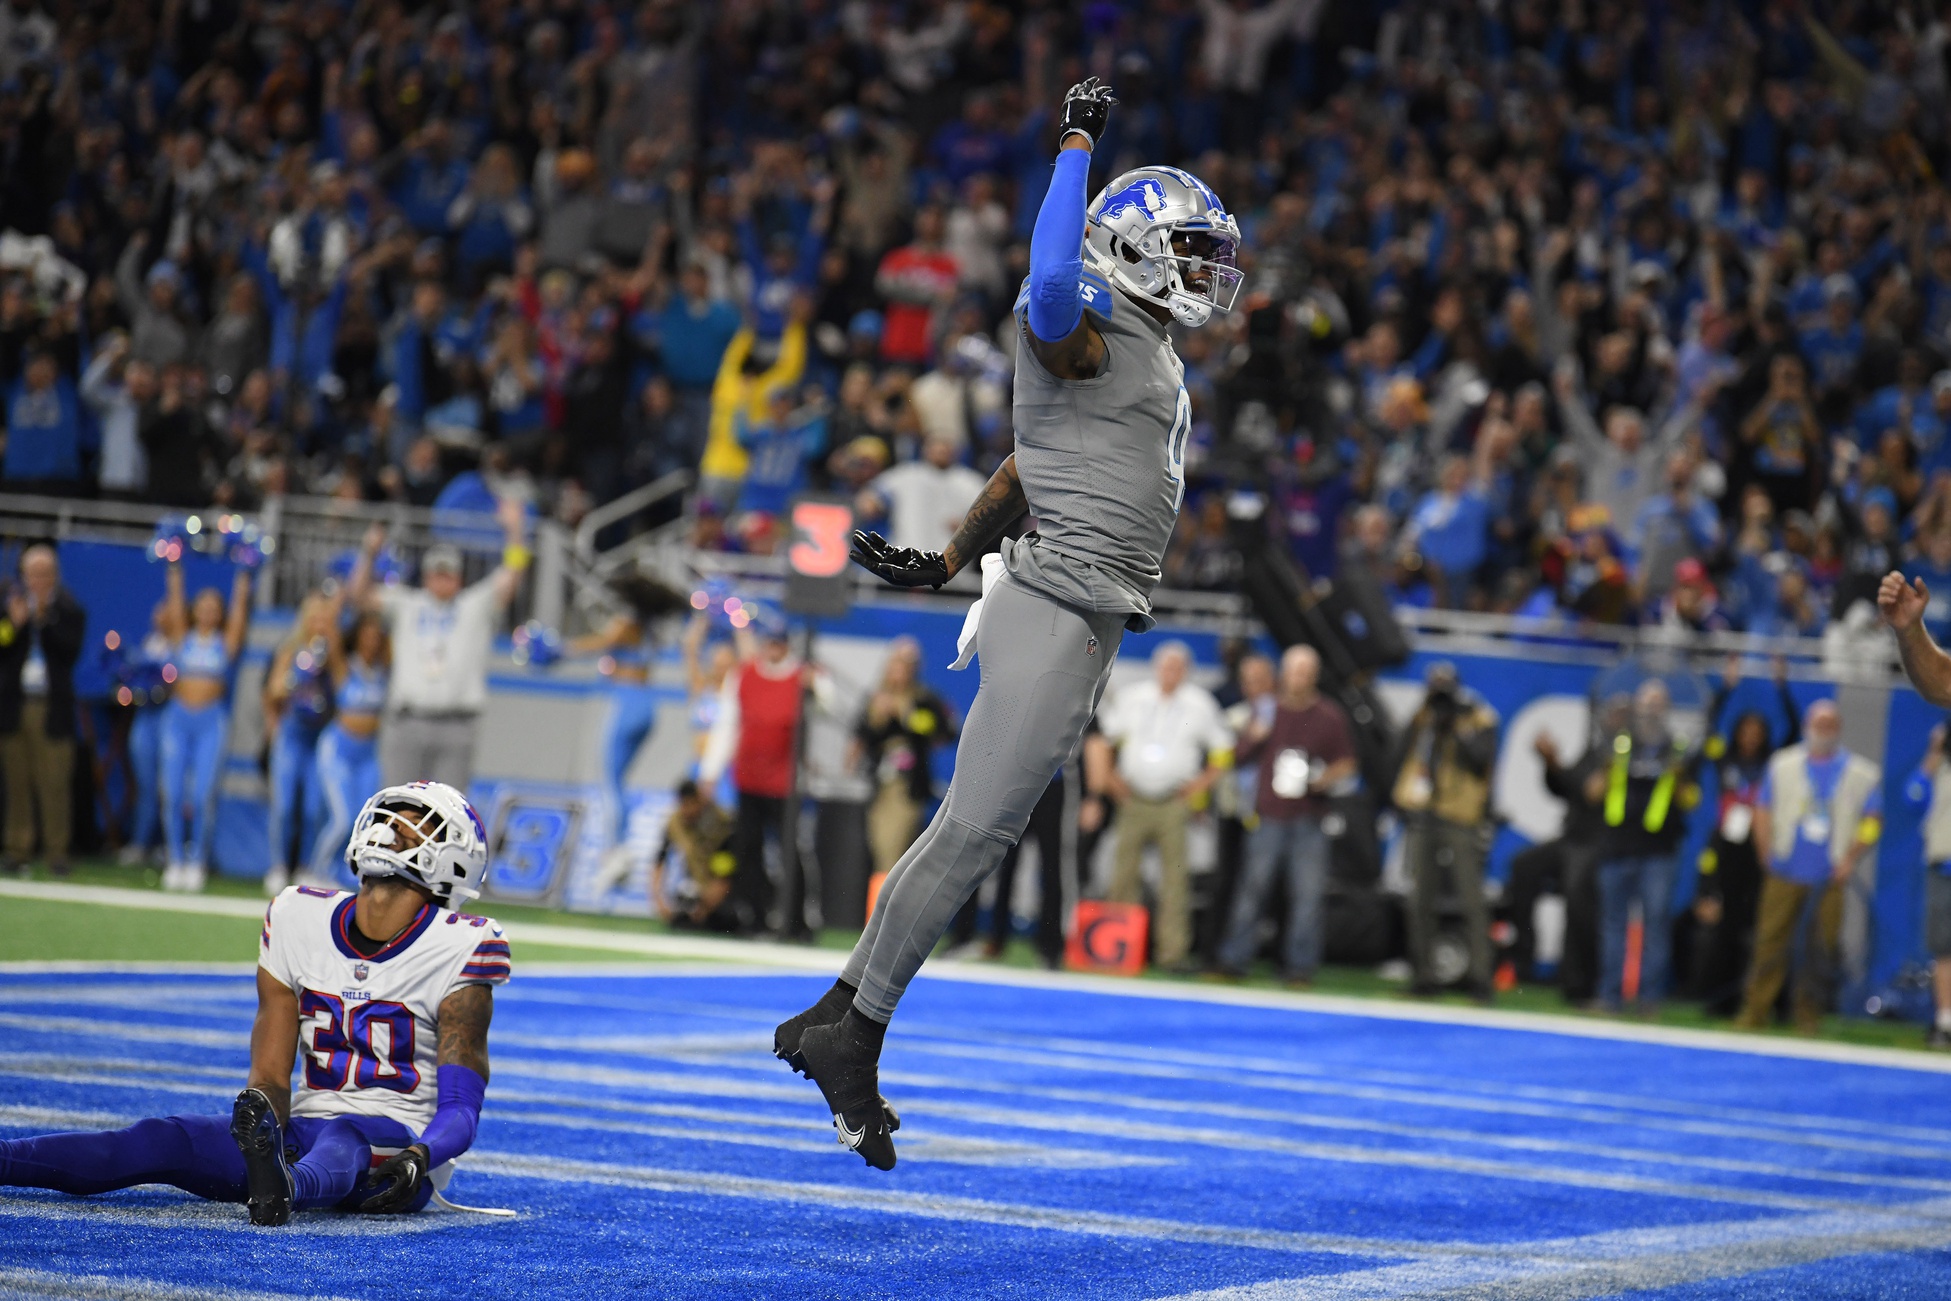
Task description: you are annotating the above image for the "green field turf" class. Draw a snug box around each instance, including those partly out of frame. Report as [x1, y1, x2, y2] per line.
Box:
[0, 861, 1940, 1055]
[0, 897, 686, 967]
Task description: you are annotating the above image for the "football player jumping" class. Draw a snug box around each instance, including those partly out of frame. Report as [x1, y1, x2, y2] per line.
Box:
[0, 782, 506, 1225]
[776, 78, 1242, 1169]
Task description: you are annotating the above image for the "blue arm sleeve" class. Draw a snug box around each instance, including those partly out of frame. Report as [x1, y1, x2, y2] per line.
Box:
[419, 1063, 486, 1168]
[1026, 148, 1092, 343]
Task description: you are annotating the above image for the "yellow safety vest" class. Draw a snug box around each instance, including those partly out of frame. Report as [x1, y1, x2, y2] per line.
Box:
[1604, 734, 1691, 833]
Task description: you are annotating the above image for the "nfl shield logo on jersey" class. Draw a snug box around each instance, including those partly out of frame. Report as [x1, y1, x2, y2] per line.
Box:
[353, 963, 370, 981]
[1086, 636, 1099, 657]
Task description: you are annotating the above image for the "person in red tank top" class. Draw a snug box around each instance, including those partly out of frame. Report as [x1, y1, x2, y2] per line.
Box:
[729, 623, 812, 936]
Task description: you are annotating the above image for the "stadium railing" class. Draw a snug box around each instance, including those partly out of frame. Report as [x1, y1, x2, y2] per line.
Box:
[0, 489, 1902, 689]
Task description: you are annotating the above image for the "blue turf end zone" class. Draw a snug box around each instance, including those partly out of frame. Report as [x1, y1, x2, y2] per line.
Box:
[4, 967, 1951, 1300]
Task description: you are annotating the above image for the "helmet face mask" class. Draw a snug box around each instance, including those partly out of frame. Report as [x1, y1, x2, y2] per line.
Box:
[346, 781, 489, 906]
[1084, 167, 1243, 328]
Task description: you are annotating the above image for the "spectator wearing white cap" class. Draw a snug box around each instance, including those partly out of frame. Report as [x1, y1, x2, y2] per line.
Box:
[348, 497, 529, 790]
[855, 430, 987, 554]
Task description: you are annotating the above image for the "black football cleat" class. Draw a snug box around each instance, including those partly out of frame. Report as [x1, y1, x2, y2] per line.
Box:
[798, 1015, 897, 1171]
[230, 1087, 296, 1227]
[775, 995, 900, 1132]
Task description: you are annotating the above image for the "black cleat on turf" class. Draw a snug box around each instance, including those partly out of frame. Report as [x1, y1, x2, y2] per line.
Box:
[230, 1087, 296, 1227]
[775, 991, 900, 1132]
[798, 1012, 897, 1171]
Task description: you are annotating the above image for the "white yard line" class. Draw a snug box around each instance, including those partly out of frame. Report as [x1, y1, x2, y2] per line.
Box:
[6, 878, 1949, 1074]
[1154, 1197, 1951, 1301]
[0, 1269, 330, 1301]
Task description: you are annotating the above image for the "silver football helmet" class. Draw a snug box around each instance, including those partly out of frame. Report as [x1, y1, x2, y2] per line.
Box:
[346, 781, 490, 906]
[1083, 166, 1243, 327]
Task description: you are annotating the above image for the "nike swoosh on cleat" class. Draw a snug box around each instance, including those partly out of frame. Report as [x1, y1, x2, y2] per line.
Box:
[834, 1114, 865, 1149]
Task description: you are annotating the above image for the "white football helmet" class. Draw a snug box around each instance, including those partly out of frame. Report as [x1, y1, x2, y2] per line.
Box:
[1083, 166, 1243, 327]
[346, 781, 490, 906]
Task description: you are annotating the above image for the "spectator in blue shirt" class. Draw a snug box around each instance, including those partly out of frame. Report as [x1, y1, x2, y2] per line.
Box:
[736, 179, 832, 342]
[930, 92, 1011, 188]
[1631, 449, 1723, 600]
[446, 144, 534, 289]
[735, 386, 828, 518]
[4, 351, 87, 492]
[1404, 453, 1490, 607]
[1852, 350, 1933, 448]
[388, 120, 471, 237]
[638, 260, 741, 469]
[1798, 275, 1864, 412]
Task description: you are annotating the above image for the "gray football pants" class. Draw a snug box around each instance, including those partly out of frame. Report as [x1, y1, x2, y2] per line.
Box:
[843, 577, 1126, 1021]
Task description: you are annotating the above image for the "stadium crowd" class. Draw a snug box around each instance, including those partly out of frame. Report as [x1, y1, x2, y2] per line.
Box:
[0, 0, 1947, 641]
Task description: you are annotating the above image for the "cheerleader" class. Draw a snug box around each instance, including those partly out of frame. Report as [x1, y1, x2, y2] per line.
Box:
[305, 609, 391, 887]
[571, 575, 687, 893]
[259, 593, 337, 894]
[157, 562, 252, 891]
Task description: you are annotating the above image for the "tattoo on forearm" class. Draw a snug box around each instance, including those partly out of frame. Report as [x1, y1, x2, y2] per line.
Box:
[1897, 625, 1951, 706]
[944, 457, 1027, 578]
[437, 984, 494, 1081]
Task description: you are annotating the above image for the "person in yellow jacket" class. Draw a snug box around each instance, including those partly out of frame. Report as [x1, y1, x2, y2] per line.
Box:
[698, 307, 809, 506]
[1588, 679, 1703, 1013]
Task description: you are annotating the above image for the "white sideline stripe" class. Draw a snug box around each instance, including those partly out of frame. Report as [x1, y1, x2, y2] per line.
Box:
[1153, 1196, 1951, 1300]
[7, 879, 1949, 1075]
[458, 1150, 1951, 1274]
[11, 990, 1949, 1190]
[0, 1195, 456, 1240]
[0, 1266, 337, 1301]
[879, 1038, 1951, 1162]
[0, 1012, 245, 1051]
[487, 1103, 1163, 1170]
[461, 1149, 1472, 1260]
[917, 1027, 1951, 1147]
[10, 1008, 1947, 1200]
[10, 1055, 1938, 1197]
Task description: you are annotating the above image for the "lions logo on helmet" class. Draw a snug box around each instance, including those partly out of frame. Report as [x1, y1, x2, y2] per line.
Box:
[345, 781, 490, 906]
[1083, 166, 1243, 327]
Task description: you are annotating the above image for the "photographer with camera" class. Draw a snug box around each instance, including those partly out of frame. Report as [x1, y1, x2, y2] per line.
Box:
[1393, 662, 1501, 1001]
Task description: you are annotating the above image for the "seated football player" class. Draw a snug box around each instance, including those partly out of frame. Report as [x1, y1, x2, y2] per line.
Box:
[0, 781, 507, 1226]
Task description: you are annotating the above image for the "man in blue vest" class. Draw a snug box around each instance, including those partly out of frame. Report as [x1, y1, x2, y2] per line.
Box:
[1735, 700, 1881, 1034]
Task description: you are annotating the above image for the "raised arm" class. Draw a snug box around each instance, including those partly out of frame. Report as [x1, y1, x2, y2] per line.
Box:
[244, 968, 300, 1122]
[347, 523, 386, 611]
[162, 560, 189, 642]
[1881, 572, 1951, 707]
[1023, 80, 1115, 381]
[489, 496, 530, 611]
[569, 613, 639, 657]
[223, 569, 253, 660]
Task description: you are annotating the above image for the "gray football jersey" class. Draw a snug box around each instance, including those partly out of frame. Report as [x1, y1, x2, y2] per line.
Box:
[1007, 270, 1189, 632]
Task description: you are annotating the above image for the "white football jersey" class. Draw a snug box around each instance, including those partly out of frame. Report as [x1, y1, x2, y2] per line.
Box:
[258, 885, 510, 1134]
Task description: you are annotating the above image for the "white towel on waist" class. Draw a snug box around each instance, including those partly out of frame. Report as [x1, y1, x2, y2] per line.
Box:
[949, 553, 1006, 671]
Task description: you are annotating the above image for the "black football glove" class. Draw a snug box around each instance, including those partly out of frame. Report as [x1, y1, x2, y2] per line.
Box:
[851, 529, 949, 589]
[358, 1144, 430, 1214]
[1058, 76, 1116, 150]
